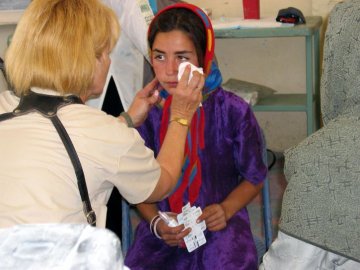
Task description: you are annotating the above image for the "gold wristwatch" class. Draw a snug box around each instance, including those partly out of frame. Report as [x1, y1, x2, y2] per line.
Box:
[170, 117, 189, 127]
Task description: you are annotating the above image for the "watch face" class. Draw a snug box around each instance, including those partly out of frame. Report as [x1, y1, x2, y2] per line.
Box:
[177, 118, 188, 126]
[171, 118, 189, 127]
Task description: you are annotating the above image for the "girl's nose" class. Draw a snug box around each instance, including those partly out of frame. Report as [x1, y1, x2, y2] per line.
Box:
[165, 59, 178, 76]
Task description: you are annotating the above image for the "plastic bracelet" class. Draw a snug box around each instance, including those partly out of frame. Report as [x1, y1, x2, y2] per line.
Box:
[149, 215, 160, 235]
[153, 217, 162, 239]
[120, 112, 134, 128]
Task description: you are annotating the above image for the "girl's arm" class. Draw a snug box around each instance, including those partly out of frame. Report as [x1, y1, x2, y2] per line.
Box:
[221, 179, 263, 221]
[136, 203, 191, 246]
[198, 180, 263, 231]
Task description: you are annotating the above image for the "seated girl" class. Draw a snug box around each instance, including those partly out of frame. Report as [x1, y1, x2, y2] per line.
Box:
[125, 3, 267, 269]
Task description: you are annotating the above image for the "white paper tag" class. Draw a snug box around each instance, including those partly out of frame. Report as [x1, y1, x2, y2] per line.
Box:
[177, 203, 207, 252]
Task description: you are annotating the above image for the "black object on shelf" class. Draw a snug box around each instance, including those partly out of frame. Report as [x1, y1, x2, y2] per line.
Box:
[276, 7, 306, 24]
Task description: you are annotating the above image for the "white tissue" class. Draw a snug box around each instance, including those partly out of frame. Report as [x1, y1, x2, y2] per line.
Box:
[177, 62, 204, 83]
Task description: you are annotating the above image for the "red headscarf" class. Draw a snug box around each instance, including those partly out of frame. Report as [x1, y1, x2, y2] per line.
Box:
[150, 3, 215, 213]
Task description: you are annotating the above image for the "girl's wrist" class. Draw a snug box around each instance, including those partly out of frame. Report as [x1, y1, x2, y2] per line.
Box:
[153, 218, 162, 239]
[219, 202, 230, 221]
[149, 215, 160, 235]
[149, 215, 162, 239]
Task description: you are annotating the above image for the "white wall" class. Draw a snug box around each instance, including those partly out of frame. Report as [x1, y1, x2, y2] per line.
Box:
[0, 10, 23, 57]
[0, 24, 16, 92]
[0, 24, 15, 59]
[188, 0, 342, 18]
[0, 0, 344, 151]
[189, 0, 312, 18]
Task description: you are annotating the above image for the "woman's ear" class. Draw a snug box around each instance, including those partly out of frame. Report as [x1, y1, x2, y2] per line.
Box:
[98, 51, 107, 63]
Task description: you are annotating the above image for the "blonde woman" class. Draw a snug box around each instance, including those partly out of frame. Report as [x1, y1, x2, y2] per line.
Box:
[0, 0, 203, 229]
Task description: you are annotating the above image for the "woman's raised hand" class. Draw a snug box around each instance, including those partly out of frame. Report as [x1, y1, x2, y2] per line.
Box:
[126, 78, 161, 127]
[170, 64, 204, 123]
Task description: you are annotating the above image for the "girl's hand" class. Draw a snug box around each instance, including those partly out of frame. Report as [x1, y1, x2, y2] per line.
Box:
[156, 213, 191, 247]
[197, 204, 227, 232]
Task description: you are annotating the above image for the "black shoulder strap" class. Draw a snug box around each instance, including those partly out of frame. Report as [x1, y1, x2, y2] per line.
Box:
[0, 91, 96, 226]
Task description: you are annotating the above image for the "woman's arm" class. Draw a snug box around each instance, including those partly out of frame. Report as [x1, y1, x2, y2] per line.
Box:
[122, 65, 204, 202]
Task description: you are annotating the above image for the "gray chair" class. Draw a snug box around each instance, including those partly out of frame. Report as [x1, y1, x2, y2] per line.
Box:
[253, 133, 274, 265]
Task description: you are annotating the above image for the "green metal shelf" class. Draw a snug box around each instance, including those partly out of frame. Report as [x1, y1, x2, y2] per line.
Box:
[214, 17, 322, 38]
[253, 94, 308, 112]
[215, 16, 323, 135]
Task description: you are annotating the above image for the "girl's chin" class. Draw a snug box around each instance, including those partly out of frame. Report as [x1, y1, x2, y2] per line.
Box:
[164, 82, 178, 89]
[168, 87, 176, 93]
[162, 85, 176, 93]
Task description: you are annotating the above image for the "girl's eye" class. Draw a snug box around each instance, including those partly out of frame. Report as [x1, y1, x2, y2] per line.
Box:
[178, 55, 189, 61]
[154, 54, 165, 61]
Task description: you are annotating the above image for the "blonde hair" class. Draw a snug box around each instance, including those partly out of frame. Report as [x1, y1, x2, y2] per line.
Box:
[5, 0, 120, 96]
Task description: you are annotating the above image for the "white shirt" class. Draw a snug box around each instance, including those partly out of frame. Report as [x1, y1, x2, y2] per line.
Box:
[87, 0, 154, 111]
[0, 89, 160, 228]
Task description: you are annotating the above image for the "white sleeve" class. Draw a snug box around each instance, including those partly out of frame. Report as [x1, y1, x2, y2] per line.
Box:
[110, 132, 161, 204]
[88, 0, 154, 111]
[98, 32, 145, 111]
[103, 0, 153, 59]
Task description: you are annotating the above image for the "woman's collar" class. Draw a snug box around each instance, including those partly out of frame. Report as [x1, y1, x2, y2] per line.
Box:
[30, 87, 61, 96]
[30, 87, 76, 97]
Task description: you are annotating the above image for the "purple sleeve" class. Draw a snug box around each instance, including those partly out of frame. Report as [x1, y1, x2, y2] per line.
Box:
[229, 94, 267, 185]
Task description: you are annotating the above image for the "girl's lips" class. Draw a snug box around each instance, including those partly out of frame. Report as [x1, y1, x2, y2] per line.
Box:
[166, 82, 178, 88]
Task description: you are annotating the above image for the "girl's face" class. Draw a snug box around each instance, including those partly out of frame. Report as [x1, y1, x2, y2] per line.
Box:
[151, 30, 200, 94]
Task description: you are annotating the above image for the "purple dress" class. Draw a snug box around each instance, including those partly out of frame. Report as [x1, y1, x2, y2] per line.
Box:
[125, 88, 267, 270]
